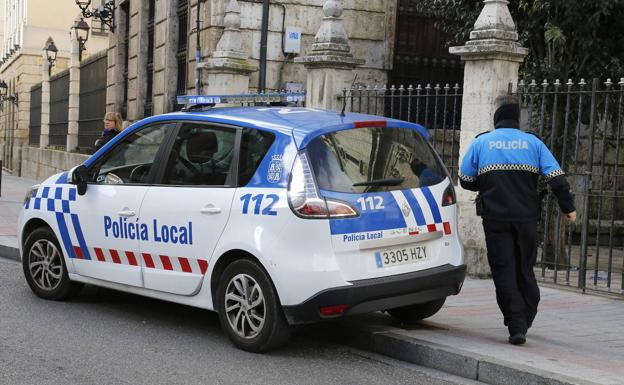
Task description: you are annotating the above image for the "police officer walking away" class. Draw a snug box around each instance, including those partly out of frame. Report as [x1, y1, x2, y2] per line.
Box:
[459, 95, 576, 345]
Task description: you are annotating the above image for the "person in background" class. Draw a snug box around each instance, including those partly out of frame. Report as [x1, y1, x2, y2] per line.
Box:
[94, 112, 123, 151]
[459, 95, 576, 346]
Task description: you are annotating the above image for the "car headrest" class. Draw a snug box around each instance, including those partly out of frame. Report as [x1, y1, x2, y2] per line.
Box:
[187, 131, 218, 163]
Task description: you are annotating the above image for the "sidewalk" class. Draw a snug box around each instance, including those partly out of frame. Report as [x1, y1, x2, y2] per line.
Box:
[0, 172, 38, 259]
[1, 173, 623, 385]
[309, 279, 624, 385]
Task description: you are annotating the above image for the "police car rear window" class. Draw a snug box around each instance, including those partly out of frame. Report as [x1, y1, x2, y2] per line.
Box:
[307, 127, 446, 193]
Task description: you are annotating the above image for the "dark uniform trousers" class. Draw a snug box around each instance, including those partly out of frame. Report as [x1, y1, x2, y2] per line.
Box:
[482, 218, 540, 335]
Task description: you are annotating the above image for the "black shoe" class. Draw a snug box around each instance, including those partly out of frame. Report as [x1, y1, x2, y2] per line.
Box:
[508, 333, 526, 345]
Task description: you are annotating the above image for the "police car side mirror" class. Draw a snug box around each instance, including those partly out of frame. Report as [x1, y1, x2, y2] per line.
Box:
[70, 165, 88, 196]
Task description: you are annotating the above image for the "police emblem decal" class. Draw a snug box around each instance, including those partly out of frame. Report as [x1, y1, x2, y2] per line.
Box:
[402, 202, 411, 217]
[267, 154, 283, 183]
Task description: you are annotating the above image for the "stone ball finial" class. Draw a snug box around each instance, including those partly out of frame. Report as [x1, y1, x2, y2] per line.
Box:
[323, 0, 343, 18]
[224, 0, 241, 30]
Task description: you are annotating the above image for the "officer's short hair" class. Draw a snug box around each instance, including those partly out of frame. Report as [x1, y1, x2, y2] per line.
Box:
[494, 95, 520, 110]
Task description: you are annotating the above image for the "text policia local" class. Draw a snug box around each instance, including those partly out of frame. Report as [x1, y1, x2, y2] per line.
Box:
[104, 216, 193, 245]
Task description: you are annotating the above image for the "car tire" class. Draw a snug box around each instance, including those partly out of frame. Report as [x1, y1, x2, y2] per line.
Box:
[22, 227, 83, 300]
[387, 297, 446, 325]
[216, 258, 291, 353]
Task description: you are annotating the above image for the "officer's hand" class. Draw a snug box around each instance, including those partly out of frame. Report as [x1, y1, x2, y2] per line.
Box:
[565, 211, 577, 222]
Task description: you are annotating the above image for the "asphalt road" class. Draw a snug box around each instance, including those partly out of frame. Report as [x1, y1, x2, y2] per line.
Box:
[0, 256, 481, 385]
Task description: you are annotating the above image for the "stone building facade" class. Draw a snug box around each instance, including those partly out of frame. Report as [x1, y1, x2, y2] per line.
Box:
[0, 0, 109, 173]
[106, 0, 398, 122]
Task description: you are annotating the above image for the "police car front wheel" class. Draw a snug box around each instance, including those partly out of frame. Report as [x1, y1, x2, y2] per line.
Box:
[22, 227, 83, 300]
[216, 259, 291, 352]
[386, 297, 446, 325]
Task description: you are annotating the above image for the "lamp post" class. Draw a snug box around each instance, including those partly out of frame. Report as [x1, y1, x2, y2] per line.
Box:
[72, 17, 90, 61]
[75, 0, 116, 32]
[0, 80, 7, 99]
[0, 81, 17, 105]
[44, 38, 58, 77]
[0, 80, 6, 112]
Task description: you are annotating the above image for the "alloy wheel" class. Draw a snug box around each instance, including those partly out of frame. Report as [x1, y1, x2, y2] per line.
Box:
[224, 273, 266, 339]
[28, 239, 63, 291]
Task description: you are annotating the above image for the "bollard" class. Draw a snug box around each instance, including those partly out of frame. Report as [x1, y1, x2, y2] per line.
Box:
[0, 159, 2, 197]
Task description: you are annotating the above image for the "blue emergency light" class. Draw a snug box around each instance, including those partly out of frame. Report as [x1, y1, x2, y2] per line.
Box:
[177, 92, 306, 109]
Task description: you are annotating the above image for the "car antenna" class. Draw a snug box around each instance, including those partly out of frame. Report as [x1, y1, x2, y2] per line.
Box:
[340, 74, 358, 117]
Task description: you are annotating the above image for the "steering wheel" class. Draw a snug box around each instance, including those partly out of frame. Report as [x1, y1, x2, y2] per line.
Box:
[129, 164, 150, 183]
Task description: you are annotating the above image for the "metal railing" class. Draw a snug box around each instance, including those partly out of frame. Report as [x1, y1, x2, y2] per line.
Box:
[339, 84, 463, 179]
[512, 78, 624, 296]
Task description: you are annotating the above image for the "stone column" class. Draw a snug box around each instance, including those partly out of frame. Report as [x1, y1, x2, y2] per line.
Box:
[295, 0, 364, 110]
[449, 0, 528, 276]
[40, 52, 51, 149]
[198, 0, 257, 95]
[67, 29, 81, 152]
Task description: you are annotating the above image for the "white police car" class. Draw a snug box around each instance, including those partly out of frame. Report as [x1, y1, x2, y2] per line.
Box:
[18, 94, 465, 352]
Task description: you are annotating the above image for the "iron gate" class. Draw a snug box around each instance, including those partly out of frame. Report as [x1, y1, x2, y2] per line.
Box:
[79, 51, 108, 152]
[49, 69, 70, 148]
[512, 79, 624, 296]
[29, 83, 42, 146]
[339, 84, 463, 179]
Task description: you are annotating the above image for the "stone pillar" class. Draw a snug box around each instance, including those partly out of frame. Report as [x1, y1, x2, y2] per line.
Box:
[40, 53, 51, 149]
[198, 0, 257, 95]
[295, 0, 364, 110]
[67, 29, 81, 152]
[449, 0, 528, 276]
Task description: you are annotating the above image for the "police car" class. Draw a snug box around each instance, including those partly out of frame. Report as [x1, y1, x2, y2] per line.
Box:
[18, 93, 466, 352]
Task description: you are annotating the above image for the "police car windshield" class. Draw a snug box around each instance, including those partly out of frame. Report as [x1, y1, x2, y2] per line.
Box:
[307, 126, 446, 194]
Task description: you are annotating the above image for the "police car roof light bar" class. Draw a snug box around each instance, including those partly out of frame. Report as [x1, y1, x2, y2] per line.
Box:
[177, 92, 306, 111]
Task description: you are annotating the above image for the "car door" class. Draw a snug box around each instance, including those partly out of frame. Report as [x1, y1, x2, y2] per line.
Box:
[138, 122, 239, 295]
[70, 122, 176, 287]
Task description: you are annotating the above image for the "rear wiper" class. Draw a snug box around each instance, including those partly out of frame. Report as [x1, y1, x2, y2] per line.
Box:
[353, 177, 404, 187]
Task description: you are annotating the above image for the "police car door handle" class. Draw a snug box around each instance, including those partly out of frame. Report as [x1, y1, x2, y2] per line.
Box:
[118, 209, 136, 217]
[200, 206, 221, 215]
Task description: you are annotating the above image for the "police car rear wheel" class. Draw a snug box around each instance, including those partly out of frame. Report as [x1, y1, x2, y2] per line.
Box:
[386, 297, 446, 325]
[217, 259, 290, 352]
[22, 227, 83, 300]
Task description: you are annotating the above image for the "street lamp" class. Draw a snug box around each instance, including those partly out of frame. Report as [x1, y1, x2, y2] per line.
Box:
[0, 81, 7, 99]
[72, 17, 90, 61]
[0, 81, 17, 106]
[75, 0, 116, 33]
[44, 38, 58, 77]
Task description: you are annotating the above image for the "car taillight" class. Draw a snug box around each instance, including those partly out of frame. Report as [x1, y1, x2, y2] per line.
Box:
[288, 153, 358, 219]
[442, 184, 456, 206]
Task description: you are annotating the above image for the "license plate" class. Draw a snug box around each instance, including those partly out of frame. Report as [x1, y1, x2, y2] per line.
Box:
[375, 246, 428, 268]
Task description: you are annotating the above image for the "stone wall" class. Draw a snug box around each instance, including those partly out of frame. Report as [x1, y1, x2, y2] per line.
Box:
[106, 0, 397, 123]
[20, 146, 89, 181]
[0, 52, 69, 172]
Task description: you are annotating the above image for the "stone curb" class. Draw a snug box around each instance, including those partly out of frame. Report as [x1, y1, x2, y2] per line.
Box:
[302, 323, 601, 385]
[0, 244, 20, 262]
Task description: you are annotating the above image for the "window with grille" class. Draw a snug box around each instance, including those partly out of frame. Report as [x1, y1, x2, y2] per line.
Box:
[121, 1, 130, 119]
[175, 0, 189, 111]
[144, 0, 155, 117]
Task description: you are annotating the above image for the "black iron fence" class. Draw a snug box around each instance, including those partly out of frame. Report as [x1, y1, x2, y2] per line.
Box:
[28, 83, 42, 146]
[78, 52, 108, 152]
[28, 52, 108, 152]
[339, 84, 463, 179]
[49, 69, 70, 148]
[512, 78, 624, 296]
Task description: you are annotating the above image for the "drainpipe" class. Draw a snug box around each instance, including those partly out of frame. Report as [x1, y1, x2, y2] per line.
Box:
[258, 0, 270, 92]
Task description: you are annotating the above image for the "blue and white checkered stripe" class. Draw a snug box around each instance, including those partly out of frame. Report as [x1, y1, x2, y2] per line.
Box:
[26, 185, 77, 213]
[26, 185, 92, 260]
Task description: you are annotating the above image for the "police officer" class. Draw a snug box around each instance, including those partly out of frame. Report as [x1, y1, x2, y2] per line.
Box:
[459, 95, 576, 345]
